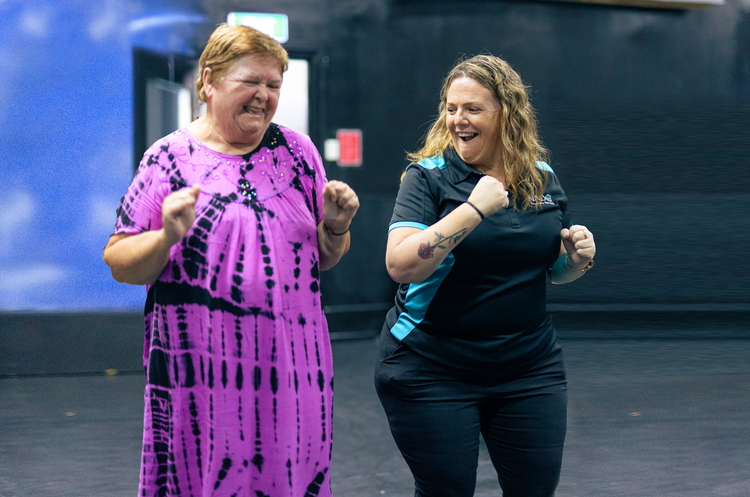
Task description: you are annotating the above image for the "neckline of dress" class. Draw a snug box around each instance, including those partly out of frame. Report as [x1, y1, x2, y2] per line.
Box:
[178, 127, 270, 162]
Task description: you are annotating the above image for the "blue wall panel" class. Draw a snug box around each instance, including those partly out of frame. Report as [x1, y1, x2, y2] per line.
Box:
[0, 1, 205, 310]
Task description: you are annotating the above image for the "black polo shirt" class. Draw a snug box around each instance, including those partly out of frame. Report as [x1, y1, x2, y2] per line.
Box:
[384, 148, 573, 374]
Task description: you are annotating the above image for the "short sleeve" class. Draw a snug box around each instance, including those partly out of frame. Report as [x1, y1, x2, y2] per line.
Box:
[389, 164, 438, 231]
[548, 172, 572, 230]
[113, 157, 168, 235]
[561, 201, 572, 230]
[310, 144, 328, 225]
[293, 130, 328, 225]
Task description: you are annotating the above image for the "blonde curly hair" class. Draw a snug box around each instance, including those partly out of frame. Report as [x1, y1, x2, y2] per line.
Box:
[195, 23, 289, 104]
[408, 54, 549, 210]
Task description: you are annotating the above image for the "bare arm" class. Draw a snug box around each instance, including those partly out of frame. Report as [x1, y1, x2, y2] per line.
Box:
[318, 180, 359, 271]
[386, 175, 509, 284]
[386, 204, 479, 283]
[103, 231, 174, 285]
[103, 185, 200, 285]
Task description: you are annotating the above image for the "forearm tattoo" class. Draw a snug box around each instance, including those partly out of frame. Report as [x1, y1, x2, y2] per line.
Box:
[417, 229, 467, 259]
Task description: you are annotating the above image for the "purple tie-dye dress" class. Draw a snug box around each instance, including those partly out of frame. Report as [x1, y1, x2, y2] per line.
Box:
[113, 124, 333, 497]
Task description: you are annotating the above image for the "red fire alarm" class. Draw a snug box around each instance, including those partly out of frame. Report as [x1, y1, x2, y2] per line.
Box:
[336, 129, 362, 167]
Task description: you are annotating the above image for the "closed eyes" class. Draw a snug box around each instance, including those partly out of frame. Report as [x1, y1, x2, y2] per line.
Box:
[244, 80, 281, 90]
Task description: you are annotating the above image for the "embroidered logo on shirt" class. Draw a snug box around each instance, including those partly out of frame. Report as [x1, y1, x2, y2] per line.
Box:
[529, 194, 554, 205]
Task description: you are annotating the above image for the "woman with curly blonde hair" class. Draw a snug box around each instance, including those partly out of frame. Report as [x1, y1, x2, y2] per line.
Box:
[375, 54, 596, 497]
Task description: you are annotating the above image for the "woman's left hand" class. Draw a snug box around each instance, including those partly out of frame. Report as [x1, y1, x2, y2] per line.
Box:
[561, 225, 596, 267]
[322, 180, 359, 234]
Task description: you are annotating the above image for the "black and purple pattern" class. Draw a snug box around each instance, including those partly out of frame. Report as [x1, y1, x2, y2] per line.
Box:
[114, 125, 333, 497]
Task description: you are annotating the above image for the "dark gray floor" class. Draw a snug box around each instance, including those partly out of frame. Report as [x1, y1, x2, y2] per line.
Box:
[1, 338, 749, 497]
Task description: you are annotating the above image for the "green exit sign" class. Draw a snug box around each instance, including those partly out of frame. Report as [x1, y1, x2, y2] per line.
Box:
[227, 13, 289, 43]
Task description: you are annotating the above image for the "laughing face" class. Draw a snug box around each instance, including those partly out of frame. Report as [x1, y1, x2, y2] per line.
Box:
[206, 53, 283, 149]
[445, 77, 503, 172]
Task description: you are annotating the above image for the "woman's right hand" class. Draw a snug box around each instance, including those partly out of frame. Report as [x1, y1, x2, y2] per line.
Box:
[103, 184, 201, 285]
[467, 175, 509, 218]
[387, 176, 507, 284]
[161, 185, 201, 245]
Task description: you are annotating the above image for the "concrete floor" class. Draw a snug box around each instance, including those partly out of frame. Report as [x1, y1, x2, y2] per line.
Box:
[1, 338, 749, 496]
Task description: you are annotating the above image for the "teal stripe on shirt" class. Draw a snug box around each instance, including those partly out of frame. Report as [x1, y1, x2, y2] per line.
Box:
[389, 221, 429, 232]
[390, 253, 455, 341]
[536, 161, 553, 172]
[419, 154, 447, 170]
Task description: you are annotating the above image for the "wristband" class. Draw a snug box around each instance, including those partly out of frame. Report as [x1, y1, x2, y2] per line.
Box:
[324, 224, 349, 236]
[465, 201, 485, 220]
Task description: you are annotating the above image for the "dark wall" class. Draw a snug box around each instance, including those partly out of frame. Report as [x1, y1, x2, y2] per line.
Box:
[203, 0, 749, 332]
[335, 0, 749, 307]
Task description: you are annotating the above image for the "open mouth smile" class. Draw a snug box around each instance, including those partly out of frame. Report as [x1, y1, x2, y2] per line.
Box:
[457, 132, 477, 142]
[243, 105, 264, 116]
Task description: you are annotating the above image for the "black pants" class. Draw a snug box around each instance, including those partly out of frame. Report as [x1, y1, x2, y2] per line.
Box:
[374, 330, 567, 497]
